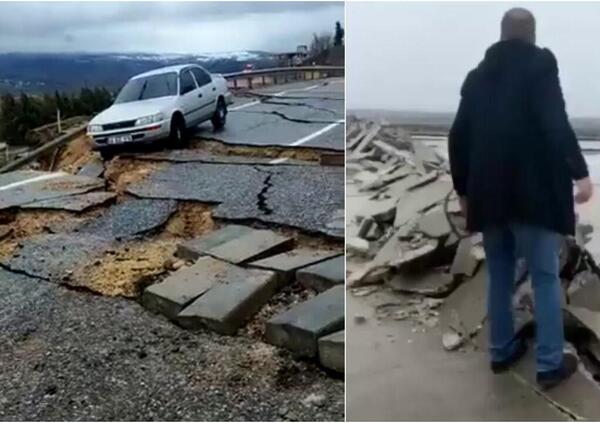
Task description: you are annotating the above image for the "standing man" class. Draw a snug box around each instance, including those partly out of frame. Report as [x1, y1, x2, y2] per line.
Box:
[448, 8, 593, 389]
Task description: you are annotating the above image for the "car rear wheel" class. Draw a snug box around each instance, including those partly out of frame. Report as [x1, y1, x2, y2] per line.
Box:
[211, 98, 227, 131]
[170, 114, 188, 148]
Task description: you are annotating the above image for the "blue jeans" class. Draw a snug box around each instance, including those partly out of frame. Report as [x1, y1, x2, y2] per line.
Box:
[482, 223, 564, 372]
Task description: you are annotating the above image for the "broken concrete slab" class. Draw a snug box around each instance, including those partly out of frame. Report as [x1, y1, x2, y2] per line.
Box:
[248, 248, 341, 278]
[176, 225, 255, 261]
[2, 233, 114, 283]
[440, 263, 488, 339]
[387, 269, 457, 297]
[177, 267, 278, 335]
[129, 162, 344, 238]
[358, 197, 397, 223]
[318, 330, 344, 373]
[205, 229, 294, 264]
[297, 255, 344, 292]
[512, 344, 600, 420]
[347, 237, 370, 255]
[21, 191, 116, 212]
[77, 159, 105, 178]
[265, 285, 344, 357]
[142, 256, 237, 320]
[450, 237, 481, 277]
[568, 273, 600, 311]
[416, 208, 451, 238]
[406, 171, 438, 191]
[0, 172, 104, 210]
[76, 198, 177, 239]
[393, 180, 453, 227]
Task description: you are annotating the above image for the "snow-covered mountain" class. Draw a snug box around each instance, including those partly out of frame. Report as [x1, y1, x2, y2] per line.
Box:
[0, 51, 278, 93]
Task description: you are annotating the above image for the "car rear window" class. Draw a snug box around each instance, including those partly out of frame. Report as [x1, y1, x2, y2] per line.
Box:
[114, 72, 178, 103]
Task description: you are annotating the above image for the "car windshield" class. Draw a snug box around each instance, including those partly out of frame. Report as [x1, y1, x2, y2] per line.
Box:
[114, 72, 178, 104]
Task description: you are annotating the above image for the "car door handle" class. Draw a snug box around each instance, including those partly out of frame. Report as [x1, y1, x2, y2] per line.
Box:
[198, 93, 203, 98]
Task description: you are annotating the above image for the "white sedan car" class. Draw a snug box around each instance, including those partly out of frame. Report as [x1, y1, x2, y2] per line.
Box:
[87, 64, 232, 159]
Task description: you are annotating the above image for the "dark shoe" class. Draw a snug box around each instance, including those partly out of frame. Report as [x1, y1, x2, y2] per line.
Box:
[537, 353, 578, 390]
[491, 339, 528, 374]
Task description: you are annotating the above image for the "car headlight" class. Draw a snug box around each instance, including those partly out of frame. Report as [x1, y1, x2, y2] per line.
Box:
[135, 113, 164, 126]
[88, 124, 103, 133]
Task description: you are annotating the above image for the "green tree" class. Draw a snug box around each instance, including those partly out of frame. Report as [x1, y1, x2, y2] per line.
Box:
[334, 21, 344, 46]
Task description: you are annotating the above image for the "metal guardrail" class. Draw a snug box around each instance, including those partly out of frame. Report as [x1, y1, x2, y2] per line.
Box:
[0, 123, 87, 173]
[223, 66, 344, 90]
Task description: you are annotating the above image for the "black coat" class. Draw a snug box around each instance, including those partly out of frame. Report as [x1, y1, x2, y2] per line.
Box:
[448, 40, 588, 236]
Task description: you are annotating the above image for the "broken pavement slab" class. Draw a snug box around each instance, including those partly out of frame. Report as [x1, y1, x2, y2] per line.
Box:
[297, 255, 345, 292]
[387, 268, 458, 297]
[450, 237, 481, 277]
[76, 198, 177, 239]
[440, 263, 488, 340]
[248, 248, 341, 284]
[416, 207, 451, 238]
[2, 233, 114, 283]
[142, 256, 238, 320]
[204, 228, 294, 264]
[176, 225, 255, 261]
[77, 159, 105, 178]
[318, 330, 344, 373]
[21, 191, 116, 212]
[0, 171, 105, 210]
[512, 343, 600, 420]
[177, 267, 278, 335]
[568, 274, 600, 311]
[265, 284, 344, 357]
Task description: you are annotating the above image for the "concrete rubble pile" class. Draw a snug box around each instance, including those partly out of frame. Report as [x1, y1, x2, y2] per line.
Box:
[346, 117, 600, 380]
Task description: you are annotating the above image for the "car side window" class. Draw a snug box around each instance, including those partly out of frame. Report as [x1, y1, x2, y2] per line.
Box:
[180, 70, 197, 95]
[191, 68, 212, 88]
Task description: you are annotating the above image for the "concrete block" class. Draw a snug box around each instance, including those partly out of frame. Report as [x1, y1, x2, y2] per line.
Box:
[143, 257, 247, 319]
[265, 285, 344, 357]
[297, 255, 344, 292]
[177, 267, 278, 335]
[248, 249, 340, 286]
[206, 229, 294, 264]
[176, 225, 254, 261]
[318, 330, 344, 373]
[450, 238, 480, 277]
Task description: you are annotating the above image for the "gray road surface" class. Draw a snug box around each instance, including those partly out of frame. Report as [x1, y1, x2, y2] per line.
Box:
[194, 78, 345, 151]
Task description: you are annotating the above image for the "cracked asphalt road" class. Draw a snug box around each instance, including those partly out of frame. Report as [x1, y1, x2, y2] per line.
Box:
[0, 269, 344, 421]
[193, 78, 344, 150]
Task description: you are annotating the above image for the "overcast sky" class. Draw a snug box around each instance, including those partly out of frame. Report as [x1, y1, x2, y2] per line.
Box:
[0, 1, 343, 55]
[347, 1, 600, 117]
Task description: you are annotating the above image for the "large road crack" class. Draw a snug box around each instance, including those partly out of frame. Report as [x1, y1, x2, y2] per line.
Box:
[245, 92, 344, 101]
[253, 166, 278, 215]
[260, 99, 340, 115]
[239, 110, 340, 125]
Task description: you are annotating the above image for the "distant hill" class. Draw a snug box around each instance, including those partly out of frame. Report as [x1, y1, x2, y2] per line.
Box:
[0, 51, 278, 94]
[348, 109, 600, 140]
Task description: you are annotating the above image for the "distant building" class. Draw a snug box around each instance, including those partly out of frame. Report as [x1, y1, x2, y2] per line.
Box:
[276, 45, 309, 67]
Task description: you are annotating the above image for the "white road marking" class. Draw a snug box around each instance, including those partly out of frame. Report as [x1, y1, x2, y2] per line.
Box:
[0, 172, 66, 192]
[229, 82, 324, 111]
[268, 118, 345, 165]
[290, 119, 345, 147]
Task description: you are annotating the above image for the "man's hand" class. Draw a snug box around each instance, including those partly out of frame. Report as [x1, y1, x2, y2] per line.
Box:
[575, 177, 593, 204]
[459, 196, 468, 217]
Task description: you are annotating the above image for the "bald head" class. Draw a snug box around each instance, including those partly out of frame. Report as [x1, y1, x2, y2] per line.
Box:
[501, 8, 536, 44]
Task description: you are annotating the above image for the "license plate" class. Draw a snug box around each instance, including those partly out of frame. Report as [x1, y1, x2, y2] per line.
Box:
[108, 135, 132, 144]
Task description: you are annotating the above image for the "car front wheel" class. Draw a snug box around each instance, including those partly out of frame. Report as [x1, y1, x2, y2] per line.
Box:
[169, 115, 188, 148]
[211, 98, 227, 131]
